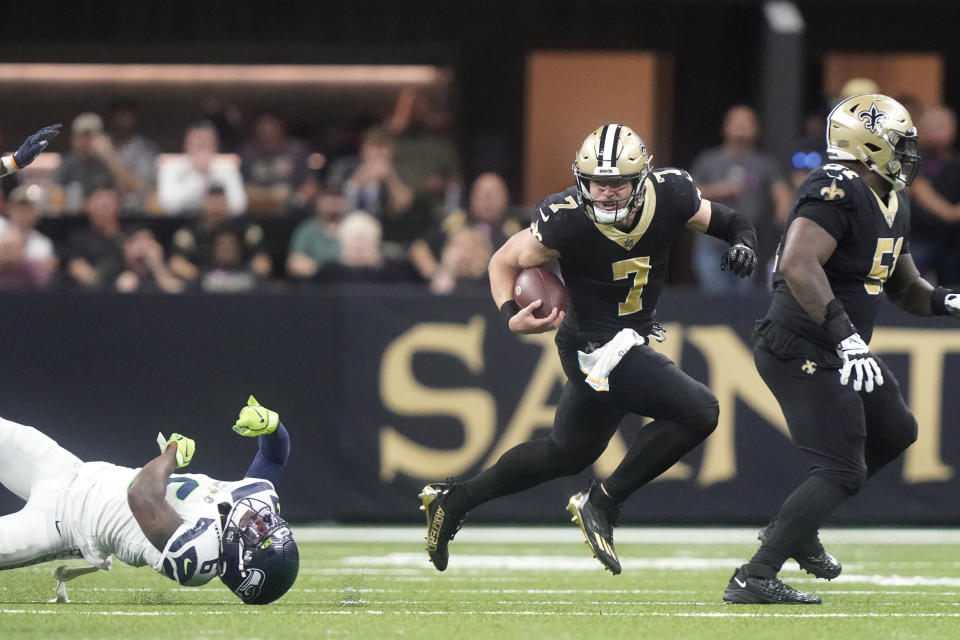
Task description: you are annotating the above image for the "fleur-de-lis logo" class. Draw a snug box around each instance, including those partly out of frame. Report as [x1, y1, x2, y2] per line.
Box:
[802, 360, 817, 375]
[858, 103, 887, 133]
[819, 180, 845, 201]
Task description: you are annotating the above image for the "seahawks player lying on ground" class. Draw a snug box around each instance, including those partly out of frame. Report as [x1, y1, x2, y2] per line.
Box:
[0, 396, 299, 605]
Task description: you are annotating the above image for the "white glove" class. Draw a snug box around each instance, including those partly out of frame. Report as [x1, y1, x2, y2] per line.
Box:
[945, 294, 960, 318]
[837, 333, 883, 393]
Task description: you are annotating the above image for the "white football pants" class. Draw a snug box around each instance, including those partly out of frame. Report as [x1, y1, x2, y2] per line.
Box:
[0, 416, 83, 569]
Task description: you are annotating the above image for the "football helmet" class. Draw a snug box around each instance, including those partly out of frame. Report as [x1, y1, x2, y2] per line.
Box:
[219, 497, 299, 605]
[572, 124, 652, 224]
[825, 93, 921, 191]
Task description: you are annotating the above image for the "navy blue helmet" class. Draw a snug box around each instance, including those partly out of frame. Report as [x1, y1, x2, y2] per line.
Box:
[219, 497, 299, 604]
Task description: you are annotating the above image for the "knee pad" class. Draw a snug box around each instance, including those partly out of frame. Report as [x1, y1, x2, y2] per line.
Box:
[814, 465, 867, 496]
[676, 403, 720, 440]
[547, 437, 597, 476]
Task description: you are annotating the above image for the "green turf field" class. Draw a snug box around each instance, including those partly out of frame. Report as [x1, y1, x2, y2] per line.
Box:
[3, 527, 960, 640]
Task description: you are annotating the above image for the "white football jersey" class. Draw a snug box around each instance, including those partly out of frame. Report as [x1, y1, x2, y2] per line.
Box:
[61, 461, 279, 586]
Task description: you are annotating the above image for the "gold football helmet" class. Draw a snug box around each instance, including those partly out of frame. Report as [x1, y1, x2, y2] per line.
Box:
[572, 124, 652, 224]
[825, 93, 920, 191]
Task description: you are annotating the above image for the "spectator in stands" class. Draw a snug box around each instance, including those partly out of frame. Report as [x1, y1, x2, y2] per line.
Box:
[241, 113, 311, 217]
[410, 171, 524, 283]
[327, 127, 414, 223]
[427, 226, 492, 295]
[0, 185, 57, 283]
[387, 87, 462, 213]
[103, 99, 159, 213]
[286, 184, 344, 280]
[0, 225, 49, 290]
[62, 187, 125, 289]
[314, 211, 416, 284]
[48, 113, 115, 215]
[114, 228, 184, 294]
[690, 105, 792, 292]
[197, 229, 263, 294]
[909, 105, 960, 286]
[157, 121, 246, 216]
[168, 185, 271, 283]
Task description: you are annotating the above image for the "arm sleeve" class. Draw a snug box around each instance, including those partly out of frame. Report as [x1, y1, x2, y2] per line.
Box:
[243, 422, 290, 486]
[704, 201, 758, 250]
[794, 200, 849, 242]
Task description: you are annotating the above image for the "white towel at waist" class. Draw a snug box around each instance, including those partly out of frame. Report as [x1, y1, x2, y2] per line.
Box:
[577, 328, 647, 392]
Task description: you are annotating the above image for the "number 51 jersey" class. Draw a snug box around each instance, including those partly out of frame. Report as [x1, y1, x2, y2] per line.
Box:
[532, 168, 702, 337]
[768, 163, 912, 348]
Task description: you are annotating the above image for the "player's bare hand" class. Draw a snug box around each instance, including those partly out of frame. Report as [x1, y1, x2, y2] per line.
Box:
[508, 299, 565, 334]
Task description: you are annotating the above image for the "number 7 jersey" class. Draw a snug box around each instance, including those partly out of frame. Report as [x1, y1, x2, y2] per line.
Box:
[768, 163, 911, 347]
[532, 168, 702, 336]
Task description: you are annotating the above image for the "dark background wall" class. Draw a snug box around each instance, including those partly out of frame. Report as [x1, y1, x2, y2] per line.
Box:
[1, 289, 958, 525]
[2, 0, 958, 194]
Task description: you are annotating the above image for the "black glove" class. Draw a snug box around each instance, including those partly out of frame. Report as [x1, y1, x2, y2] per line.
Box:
[720, 243, 757, 278]
[13, 124, 62, 169]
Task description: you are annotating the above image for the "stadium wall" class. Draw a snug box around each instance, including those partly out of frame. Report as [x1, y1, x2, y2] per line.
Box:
[1, 289, 958, 525]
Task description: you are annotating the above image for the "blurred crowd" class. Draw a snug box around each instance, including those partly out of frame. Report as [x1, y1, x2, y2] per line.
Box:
[1, 81, 958, 295]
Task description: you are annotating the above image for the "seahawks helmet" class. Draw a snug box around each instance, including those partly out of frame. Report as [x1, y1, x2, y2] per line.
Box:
[572, 124, 652, 224]
[219, 497, 299, 604]
[826, 93, 921, 191]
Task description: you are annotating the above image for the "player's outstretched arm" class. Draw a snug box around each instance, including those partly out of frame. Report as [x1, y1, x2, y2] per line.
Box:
[885, 253, 960, 318]
[686, 199, 758, 277]
[0, 124, 61, 177]
[489, 229, 563, 334]
[128, 435, 194, 551]
[236, 395, 290, 485]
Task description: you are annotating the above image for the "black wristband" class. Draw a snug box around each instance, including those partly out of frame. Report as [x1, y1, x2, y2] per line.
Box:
[822, 298, 857, 346]
[931, 286, 953, 316]
[500, 299, 521, 325]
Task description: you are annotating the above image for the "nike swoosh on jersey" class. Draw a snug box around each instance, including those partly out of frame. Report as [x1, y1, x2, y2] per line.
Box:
[539, 209, 550, 221]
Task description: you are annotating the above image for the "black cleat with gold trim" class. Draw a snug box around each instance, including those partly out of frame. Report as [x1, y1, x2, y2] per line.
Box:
[418, 482, 464, 572]
[566, 481, 623, 575]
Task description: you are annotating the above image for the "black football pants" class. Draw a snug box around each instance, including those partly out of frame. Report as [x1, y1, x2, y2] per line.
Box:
[454, 339, 718, 513]
[754, 346, 918, 494]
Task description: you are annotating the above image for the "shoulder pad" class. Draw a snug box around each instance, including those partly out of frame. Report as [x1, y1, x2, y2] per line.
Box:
[536, 188, 582, 218]
[801, 165, 860, 204]
[650, 167, 700, 196]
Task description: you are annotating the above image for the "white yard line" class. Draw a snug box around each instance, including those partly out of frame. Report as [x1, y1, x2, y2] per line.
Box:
[294, 525, 960, 545]
[6, 609, 960, 618]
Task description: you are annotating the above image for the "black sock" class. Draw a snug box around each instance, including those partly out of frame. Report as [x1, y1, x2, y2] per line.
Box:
[447, 436, 588, 516]
[749, 475, 848, 573]
[601, 414, 713, 504]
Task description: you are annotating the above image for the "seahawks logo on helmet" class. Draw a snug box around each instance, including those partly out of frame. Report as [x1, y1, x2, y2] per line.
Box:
[219, 496, 300, 605]
[236, 568, 265, 601]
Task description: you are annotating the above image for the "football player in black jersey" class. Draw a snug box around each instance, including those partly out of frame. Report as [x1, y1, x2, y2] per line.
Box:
[419, 123, 759, 573]
[723, 94, 960, 605]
